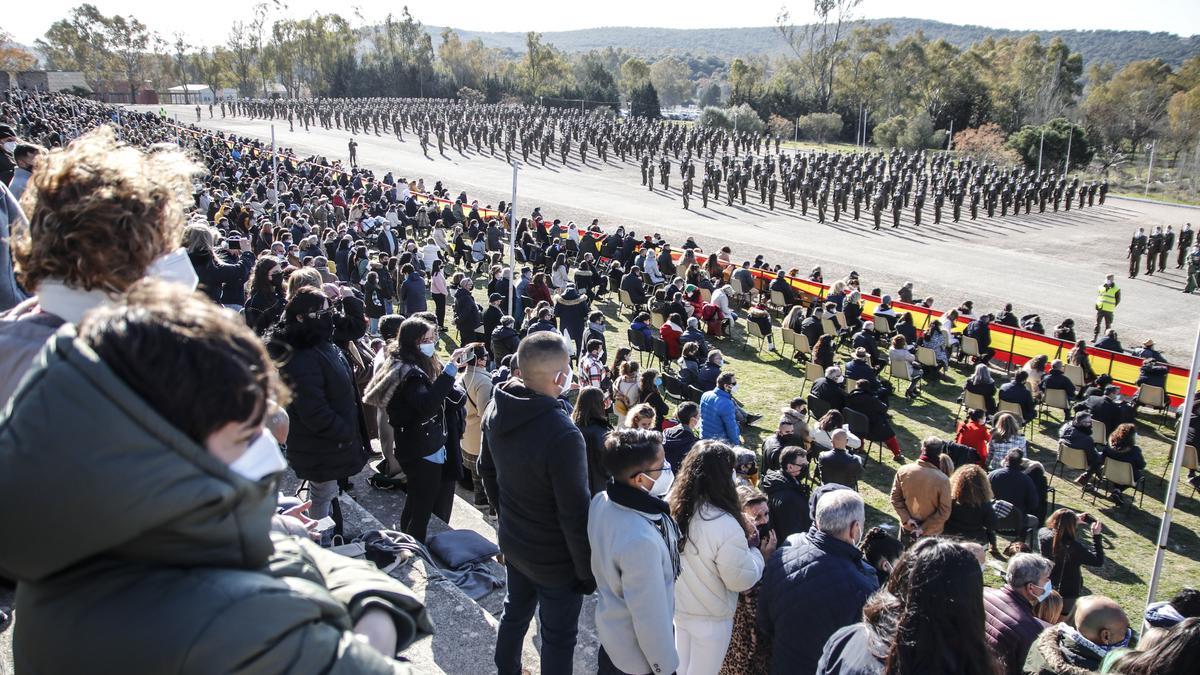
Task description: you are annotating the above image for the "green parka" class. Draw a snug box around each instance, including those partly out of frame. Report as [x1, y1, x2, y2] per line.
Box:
[0, 331, 432, 674]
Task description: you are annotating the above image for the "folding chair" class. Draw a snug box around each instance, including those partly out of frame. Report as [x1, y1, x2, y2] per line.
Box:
[769, 290, 788, 314]
[959, 335, 982, 362]
[1040, 387, 1071, 424]
[1091, 420, 1108, 448]
[1093, 457, 1146, 513]
[1135, 385, 1169, 424]
[994, 506, 1038, 551]
[807, 394, 832, 423]
[916, 346, 938, 370]
[746, 320, 770, 353]
[627, 328, 652, 367]
[843, 407, 879, 463]
[699, 287, 712, 303]
[888, 358, 911, 386]
[781, 327, 799, 360]
[794, 333, 813, 362]
[872, 314, 893, 337]
[661, 372, 685, 400]
[650, 310, 666, 329]
[619, 289, 637, 316]
[651, 336, 671, 372]
[958, 390, 988, 422]
[1050, 441, 1093, 497]
[1163, 444, 1199, 495]
[997, 400, 1031, 432]
[803, 361, 824, 395]
[1064, 363, 1085, 390]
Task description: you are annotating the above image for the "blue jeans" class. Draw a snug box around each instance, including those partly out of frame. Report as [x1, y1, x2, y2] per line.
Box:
[495, 562, 583, 675]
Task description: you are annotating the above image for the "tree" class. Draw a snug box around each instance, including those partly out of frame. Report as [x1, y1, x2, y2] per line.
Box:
[227, 22, 257, 96]
[698, 82, 722, 108]
[953, 123, 1020, 165]
[777, 0, 863, 113]
[0, 30, 37, 72]
[650, 57, 691, 107]
[194, 47, 232, 101]
[1084, 58, 1177, 157]
[630, 81, 661, 119]
[36, 4, 110, 90]
[620, 57, 650, 99]
[520, 31, 568, 97]
[105, 14, 151, 101]
[698, 106, 731, 129]
[797, 112, 843, 143]
[1007, 118, 1095, 171]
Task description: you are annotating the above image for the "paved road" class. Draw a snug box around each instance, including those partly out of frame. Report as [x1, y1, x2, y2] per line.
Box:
[143, 105, 1199, 361]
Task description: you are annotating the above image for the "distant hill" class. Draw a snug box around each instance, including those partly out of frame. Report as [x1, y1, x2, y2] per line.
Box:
[424, 17, 1200, 68]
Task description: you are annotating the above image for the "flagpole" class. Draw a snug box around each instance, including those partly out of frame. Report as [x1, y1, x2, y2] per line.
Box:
[1143, 315, 1200, 633]
[507, 160, 519, 317]
[271, 124, 280, 228]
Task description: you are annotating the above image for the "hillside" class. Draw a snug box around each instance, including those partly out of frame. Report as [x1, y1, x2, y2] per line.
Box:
[424, 17, 1200, 67]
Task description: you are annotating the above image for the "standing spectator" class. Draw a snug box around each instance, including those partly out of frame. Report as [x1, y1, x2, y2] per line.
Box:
[760, 445, 813, 542]
[478, 332, 594, 675]
[243, 257, 286, 336]
[663, 401, 701, 470]
[8, 143, 42, 199]
[369, 316, 467, 543]
[399, 263, 428, 316]
[720, 486, 775, 675]
[613, 359, 641, 422]
[483, 294, 505, 348]
[819, 538, 997, 675]
[1102, 616, 1200, 674]
[573, 386, 614, 495]
[429, 259, 448, 329]
[0, 281, 431, 673]
[458, 343, 493, 506]
[639, 369, 670, 430]
[182, 223, 253, 307]
[858, 527, 904, 587]
[553, 285, 589, 353]
[983, 552, 1054, 675]
[362, 271, 386, 334]
[454, 277, 483, 343]
[760, 488, 879, 675]
[578, 339, 608, 390]
[942, 465, 999, 550]
[700, 372, 742, 444]
[670, 440, 770, 675]
[1022, 596, 1130, 675]
[588, 428, 681, 675]
[270, 289, 370, 536]
[1, 127, 196, 401]
[890, 437, 953, 543]
[1038, 509, 1104, 619]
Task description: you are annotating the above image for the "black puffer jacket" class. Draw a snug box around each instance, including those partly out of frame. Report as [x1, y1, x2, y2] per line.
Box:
[278, 340, 369, 483]
[190, 249, 254, 305]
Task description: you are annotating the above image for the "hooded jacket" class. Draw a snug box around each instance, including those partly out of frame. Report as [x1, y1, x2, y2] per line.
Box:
[477, 380, 594, 588]
[0, 331, 430, 674]
[1023, 625, 1104, 675]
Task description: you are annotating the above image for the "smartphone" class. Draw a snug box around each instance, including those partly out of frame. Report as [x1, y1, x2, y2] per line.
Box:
[757, 523, 773, 543]
[314, 516, 337, 533]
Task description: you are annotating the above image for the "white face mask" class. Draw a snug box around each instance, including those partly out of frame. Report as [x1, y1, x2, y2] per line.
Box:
[229, 430, 287, 481]
[2, 141, 15, 154]
[644, 465, 675, 498]
[1036, 580, 1053, 602]
[558, 367, 574, 396]
[419, 342, 436, 357]
[730, 384, 739, 395]
[146, 247, 199, 291]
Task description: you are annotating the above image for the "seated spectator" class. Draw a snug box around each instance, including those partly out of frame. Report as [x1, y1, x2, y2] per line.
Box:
[1144, 588, 1200, 630]
[679, 316, 710, 359]
[630, 311, 655, 343]
[660, 312, 685, 359]
[1054, 318, 1077, 343]
[812, 333, 836, 369]
[1034, 590, 1064, 625]
[1103, 423, 1146, 503]
[888, 335, 923, 399]
[699, 372, 741, 444]
[696, 349, 724, 391]
[818, 538, 993, 675]
[920, 318, 951, 371]
[762, 414, 802, 471]
[1040, 359, 1076, 404]
[988, 412, 1027, 470]
[811, 409, 862, 453]
[770, 270, 798, 306]
[999, 370, 1037, 423]
[733, 447, 759, 487]
[890, 437, 952, 541]
[663, 401, 700, 469]
[1060, 411, 1101, 483]
[1038, 509, 1104, 619]
[1082, 383, 1128, 435]
[996, 303, 1020, 327]
[638, 369, 670, 431]
[1135, 357, 1170, 391]
[858, 526, 904, 587]
[989, 449, 1041, 540]
[846, 347, 892, 402]
[942, 464, 999, 550]
[850, 323, 881, 367]
[955, 408, 992, 466]
[761, 445, 813, 541]
[678, 342, 703, 389]
[1022, 596, 1130, 675]
[963, 362, 998, 414]
[0, 281, 430, 672]
[810, 366, 848, 412]
[1093, 329, 1123, 353]
[759, 488, 878, 675]
[747, 304, 777, 352]
[1067, 340, 1096, 388]
[1131, 338, 1166, 363]
[620, 267, 648, 306]
[894, 312, 918, 345]
[983, 552, 1055, 675]
[818, 429, 865, 490]
[963, 313, 995, 364]
[845, 379, 903, 460]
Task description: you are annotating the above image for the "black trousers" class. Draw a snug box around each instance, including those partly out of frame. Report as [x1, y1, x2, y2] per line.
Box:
[398, 458, 455, 543]
[431, 292, 447, 328]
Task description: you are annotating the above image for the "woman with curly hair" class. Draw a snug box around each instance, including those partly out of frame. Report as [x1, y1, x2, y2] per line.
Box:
[670, 440, 772, 675]
[942, 464, 998, 550]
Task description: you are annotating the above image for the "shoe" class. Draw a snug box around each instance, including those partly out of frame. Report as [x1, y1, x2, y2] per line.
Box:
[892, 453, 904, 463]
[746, 413, 763, 425]
[368, 473, 400, 491]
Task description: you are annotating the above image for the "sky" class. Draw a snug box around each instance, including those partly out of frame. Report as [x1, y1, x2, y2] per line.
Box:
[7, 0, 1199, 47]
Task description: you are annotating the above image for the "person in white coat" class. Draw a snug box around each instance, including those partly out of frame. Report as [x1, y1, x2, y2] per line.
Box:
[588, 427, 682, 675]
[644, 246, 665, 286]
[669, 440, 774, 675]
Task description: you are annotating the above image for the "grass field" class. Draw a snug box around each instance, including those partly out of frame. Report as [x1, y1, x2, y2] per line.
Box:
[448, 280, 1199, 631]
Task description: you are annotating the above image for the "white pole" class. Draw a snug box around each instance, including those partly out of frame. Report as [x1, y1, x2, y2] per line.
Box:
[1037, 127, 1045, 176]
[271, 124, 280, 228]
[1064, 123, 1073, 175]
[1145, 140, 1157, 196]
[1143, 315, 1200, 633]
[507, 161, 519, 317]
[947, 119, 954, 152]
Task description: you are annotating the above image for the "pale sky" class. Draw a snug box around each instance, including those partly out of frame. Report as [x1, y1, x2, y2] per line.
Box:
[8, 0, 1199, 47]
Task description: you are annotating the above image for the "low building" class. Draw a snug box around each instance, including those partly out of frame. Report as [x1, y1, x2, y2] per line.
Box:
[15, 71, 91, 93]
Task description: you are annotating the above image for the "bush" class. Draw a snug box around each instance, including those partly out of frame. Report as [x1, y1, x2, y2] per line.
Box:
[457, 87, 485, 104]
[1006, 118, 1095, 171]
[728, 103, 765, 134]
[797, 112, 843, 144]
[873, 115, 908, 148]
[954, 123, 1021, 165]
[768, 114, 794, 140]
[699, 106, 732, 129]
[874, 112, 946, 150]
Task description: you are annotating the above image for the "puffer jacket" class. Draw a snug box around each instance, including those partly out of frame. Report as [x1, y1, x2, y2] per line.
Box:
[1023, 625, 1104, 675]
[0, 330, 430, 674]
[278, 340, 370, 482]
[758, 530, 879, 675]
[983, 585, 1045, 675]
[674, 503, 764, 621]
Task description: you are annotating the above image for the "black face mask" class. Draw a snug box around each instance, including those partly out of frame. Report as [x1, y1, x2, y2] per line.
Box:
[757, 522, 772, 542]
[313, 313, 336, 340]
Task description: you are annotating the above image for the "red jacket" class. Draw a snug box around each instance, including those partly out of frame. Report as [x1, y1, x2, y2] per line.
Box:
[955, 420, 992, 465]
[660, 322, 683, 359]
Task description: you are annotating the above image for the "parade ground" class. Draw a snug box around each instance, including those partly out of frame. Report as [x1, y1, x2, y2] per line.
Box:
[144, 104, 1199, 362]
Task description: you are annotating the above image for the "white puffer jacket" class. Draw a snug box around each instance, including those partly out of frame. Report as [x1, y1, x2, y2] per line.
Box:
[673, 503, 764, 621]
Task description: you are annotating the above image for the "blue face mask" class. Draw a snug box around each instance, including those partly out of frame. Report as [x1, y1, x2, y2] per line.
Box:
[655, 377, 663, 387]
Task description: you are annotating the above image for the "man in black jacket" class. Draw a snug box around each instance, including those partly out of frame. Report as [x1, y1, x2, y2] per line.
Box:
[817, 429, 864, 490]
[999, 370, 1037, 423]
[1039, 359, 1076, 405]
[810, 367, 847, 412]
[760, 446, 812, 542]
[662, 402, 699, 470]
[964, 314, 995, 364]
[478, 332, 594, 675]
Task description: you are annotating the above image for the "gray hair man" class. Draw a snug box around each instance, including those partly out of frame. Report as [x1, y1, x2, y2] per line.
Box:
[984, 552, 1054, 675]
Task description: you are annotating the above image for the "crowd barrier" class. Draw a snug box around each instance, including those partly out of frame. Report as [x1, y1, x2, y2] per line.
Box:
[163, 121, 1198, 408]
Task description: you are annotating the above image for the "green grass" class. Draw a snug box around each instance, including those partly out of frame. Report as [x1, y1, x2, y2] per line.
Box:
[444, 281, 1198, 630]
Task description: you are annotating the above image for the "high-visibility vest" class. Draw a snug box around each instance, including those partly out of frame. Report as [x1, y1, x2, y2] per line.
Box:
[1096, 284, 1119, 312]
